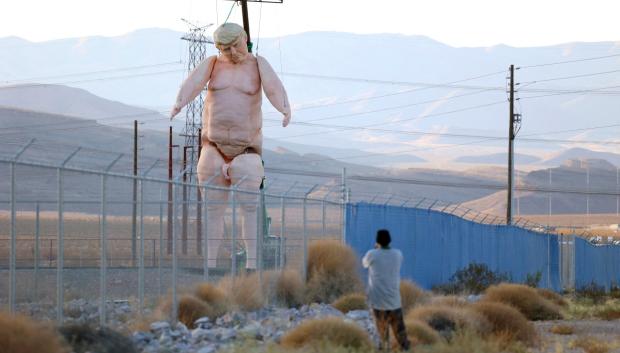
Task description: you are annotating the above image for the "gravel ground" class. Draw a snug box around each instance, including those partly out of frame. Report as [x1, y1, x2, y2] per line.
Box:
[534, 320, 620, 353]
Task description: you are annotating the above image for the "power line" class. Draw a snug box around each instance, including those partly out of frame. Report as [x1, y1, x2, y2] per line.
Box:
[1, 61, 184, 84]
[520, 68, 620, 86]
[520, 53, 620, 69]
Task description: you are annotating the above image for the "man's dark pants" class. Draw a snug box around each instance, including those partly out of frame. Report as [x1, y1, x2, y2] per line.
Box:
[373, 308, 411, 351]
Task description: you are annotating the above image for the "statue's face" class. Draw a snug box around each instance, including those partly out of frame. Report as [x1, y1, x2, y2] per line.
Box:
[218, 36, 248, 64]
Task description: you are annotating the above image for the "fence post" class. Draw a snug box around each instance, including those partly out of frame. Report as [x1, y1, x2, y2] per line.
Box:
[34, 202, 40, 302]
[9, 161, 16, 313]
[341, 168, 347, 244]
[138, 178, 145, 316]
[158, 200, 164, 297]
[171, 181, 179, 324]
[279, 182, 297, 270]
[9, 139, 35, 313]
[303, 185, 319, 281]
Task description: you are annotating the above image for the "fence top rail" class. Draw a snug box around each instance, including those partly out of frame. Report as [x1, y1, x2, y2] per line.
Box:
[0, 157, 344, 204]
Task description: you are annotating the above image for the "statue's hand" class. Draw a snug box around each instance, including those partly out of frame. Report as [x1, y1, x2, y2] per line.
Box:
[282, 111, 291, 127]
[170, 104, 181, 120]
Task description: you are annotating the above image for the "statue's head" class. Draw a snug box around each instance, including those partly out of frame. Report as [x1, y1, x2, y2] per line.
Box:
[214, 23, 248, 64]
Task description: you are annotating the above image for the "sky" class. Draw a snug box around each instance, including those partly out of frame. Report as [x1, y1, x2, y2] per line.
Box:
[1, 0, 619, 47]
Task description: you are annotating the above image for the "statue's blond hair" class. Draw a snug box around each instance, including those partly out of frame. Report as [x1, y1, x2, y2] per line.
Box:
[214, 23, 246, 48]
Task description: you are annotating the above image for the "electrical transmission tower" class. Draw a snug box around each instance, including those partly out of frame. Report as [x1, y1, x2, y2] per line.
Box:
[180, 19, 214, 183]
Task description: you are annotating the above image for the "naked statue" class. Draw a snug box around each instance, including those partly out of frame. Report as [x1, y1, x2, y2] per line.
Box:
[171, 23, 291, 270]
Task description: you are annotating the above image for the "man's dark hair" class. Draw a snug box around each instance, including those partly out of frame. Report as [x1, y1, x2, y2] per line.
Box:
[376, 229, 391, 248]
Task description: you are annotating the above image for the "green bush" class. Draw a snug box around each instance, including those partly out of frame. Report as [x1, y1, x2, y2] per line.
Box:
[433, 263, 510, 294]
[576, 281, 607, 304]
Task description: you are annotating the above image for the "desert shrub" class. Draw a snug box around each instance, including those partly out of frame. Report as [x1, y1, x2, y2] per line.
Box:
[549, 324, 574, 335]
[218, 273, 265, 311]
[404, 319, 442, 345]
[280, 317, 372, 350]
[610, 285, 620, 299]
[471, 301, 538, 345]
[576, 281, 607, 304]
[405, 304, 490, 339]
[570, 336, 611, 353]
[332, 293, 367, 313]
[430, 295, 469, 308]
[537, 288, 568, 307]
[0, 312, 69, 353]
[159, 295, 212, 329]
[194, 282, 230, 318]
[414, 330, 528, 353]
[524, 271, 542, 288]
[594, 306, 620, 320]
[59, 325, 137, 353]
[401, 280, 429, 312]
[273, 269, 306, 308]
[305, 240, 363, 303]
[433, 263, 510, 294]
[483, 283, 563, 321]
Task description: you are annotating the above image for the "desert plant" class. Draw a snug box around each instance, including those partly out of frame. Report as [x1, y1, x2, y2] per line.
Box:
[405, 304, 491, 339]
[217, 273, 265, 311]
[331, 293, 368, 313]
[549, 324, 574, 335]
[524, 271, 542, 288]
[610, 285, 620, 299]
[194, 282, 230, 318]
[570, 336, 611, 353]
[483, 283, 563, 321]
[537, 288, 568, 307]
[59, 325, 137, 353]
[401, 280, 429, 312]
[280, 317, 372, 350]
[414, 330, 528, 353]
[471, 301, 538, 345]
[273, 269, 306, 308]
[594, 306, 620, 320]
[159, 295, 212, 329]
[305, 240, 363, 303]
[404, 319, 442, 345]
[0, 312, 69, 353]
[433, 263, 510, 294]
[430, 295, 469, 308]
[576, 281, 607, 304]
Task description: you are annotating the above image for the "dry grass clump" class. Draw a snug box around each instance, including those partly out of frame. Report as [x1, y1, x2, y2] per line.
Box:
[401, 280, 429, 312]
[305, 240, 363, 303]
[415, 330, 528, 353]
[594, 306, 620, 321]
[570, 336, 611, 353]
[404, 318, 442, 345]
[0, 312, 69, 353]
[549, 324, 575, 335]
[483, 283, 563, 321]
[194, 282, 230, 318]
[537, 288, 568, 307]
[471, 301, 538, 345]
[271, 270, 306, 308]
[218, 273, 265, 311]
[59, 325, 137, 353]
[431, 295, 469, 308]
[331, 293, 368, 313]
[280, 317, 372, 350]
[159, 295, 213, 329]
[405, 304, 491, 339]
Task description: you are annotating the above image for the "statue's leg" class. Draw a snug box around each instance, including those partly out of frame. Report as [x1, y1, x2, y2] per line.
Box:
[228, 153, 264, 269]
[197, 144, 230, 268]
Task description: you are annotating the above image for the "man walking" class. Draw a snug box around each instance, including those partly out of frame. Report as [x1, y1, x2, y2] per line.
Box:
[362, 229, 410, 351]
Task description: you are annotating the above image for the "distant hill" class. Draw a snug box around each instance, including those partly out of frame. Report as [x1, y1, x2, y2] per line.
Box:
[454, 152, 540, 165]
[541, 148, 620, 167]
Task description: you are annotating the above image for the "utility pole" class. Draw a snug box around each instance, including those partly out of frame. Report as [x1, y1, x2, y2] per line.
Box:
[167, 127, 179, 254]
[506, 65, 521, 225]
[197, 128, 203, 255]
[225, 0, 285, 53]
[132, 120, 138, 266]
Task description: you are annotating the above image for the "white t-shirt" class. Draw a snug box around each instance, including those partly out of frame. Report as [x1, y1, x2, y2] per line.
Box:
[362, 248, 403, 310]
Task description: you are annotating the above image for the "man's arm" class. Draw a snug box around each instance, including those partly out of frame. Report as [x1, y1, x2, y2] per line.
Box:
[170, 55, 217, 119]
[362, 250, 373, 269]
[256, 56, 291, 127]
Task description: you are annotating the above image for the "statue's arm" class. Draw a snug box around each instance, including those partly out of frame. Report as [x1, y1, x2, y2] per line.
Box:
[170, 55, 217, 119]
[257, 56, 291, 127]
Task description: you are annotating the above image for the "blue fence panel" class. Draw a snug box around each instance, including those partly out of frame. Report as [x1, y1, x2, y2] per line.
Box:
[575, 237, 620, 290]
[346, 203, 561, 291]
